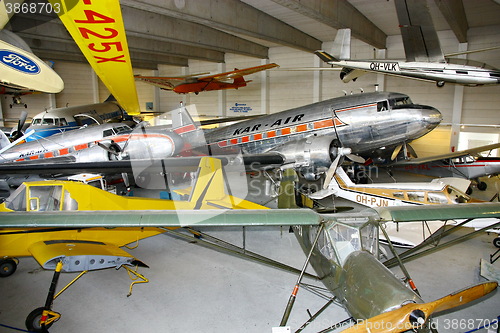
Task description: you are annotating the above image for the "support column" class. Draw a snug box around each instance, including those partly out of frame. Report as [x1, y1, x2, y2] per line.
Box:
[0, 98, 4, 127]
[261, 58, 271, 115]
[152, 69, 161, 113]
[375, 49, 386, 91]
[218, 62, 226, 117]
[450, 42, 467, 152]
[313, 55, 322, 103]
[91, 68, 99, 103]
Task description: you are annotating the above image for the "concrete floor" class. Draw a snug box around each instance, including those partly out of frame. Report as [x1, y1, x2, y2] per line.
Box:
[1, 170, 499, 332]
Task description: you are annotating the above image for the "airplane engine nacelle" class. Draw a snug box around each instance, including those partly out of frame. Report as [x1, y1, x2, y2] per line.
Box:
[124, 131, 185, 160]
[272, 136, 337, 180]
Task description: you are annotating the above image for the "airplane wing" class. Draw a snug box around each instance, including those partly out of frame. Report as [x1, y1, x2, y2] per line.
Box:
[197, 63, 279, 82]
[0, 209, 322, 228]
[394, 0, 445, 62]
[49, 0, 140, 115]
[390, 143, 500, 165]
[376, 202, 500, 222]
[133, 76, 183, 90]
[0, 154, 285, 175]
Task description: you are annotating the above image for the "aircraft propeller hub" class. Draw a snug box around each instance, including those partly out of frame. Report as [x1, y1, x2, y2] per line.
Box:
[409, 309, 426, 327]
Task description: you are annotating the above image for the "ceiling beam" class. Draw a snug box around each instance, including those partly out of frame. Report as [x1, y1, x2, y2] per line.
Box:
[121, 6, 269, 59]
[270, 0, 387, 49]
[120, 0, 322, 52]
[434, 0, 468, 43]
[9, 17, 217, 68]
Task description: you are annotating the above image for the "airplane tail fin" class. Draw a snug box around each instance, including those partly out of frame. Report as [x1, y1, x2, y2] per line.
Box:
[188, 157, 227, 208]
[332, 28, 351, 60]
[187, 157, 265, 210]
[316, 28, 351, 63]
[233, 76, 248, 87]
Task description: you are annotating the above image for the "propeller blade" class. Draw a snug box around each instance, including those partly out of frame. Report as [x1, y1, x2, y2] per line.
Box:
[323, 154, 342, 189]
[97, 142, 120, 156]
[341, 282, 497, 333]
[391, 144, 402, 161]
[407, 143, 418, 158]
[346, 154, 365, 164]
[18, 110, 27, 133]
[10, 111, 28, 140]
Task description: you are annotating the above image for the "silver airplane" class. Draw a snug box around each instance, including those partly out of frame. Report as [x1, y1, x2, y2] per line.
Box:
[0, 92, 442, 185]
[315, 0, 500, 87]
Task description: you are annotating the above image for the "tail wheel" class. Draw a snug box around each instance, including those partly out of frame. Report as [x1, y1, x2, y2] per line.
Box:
[26, 307, 55, 332]
[0, 258, 18, 277]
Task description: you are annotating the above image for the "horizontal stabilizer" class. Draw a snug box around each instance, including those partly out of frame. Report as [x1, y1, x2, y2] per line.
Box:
[315, 50, 338, 63]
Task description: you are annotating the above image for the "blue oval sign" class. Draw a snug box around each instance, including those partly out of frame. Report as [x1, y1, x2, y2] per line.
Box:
[0, 50, 41, 75]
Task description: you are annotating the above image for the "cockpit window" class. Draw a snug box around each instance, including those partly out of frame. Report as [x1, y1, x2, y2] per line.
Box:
[446, 186, 471, 204]
[113, 125, 131, 134]
[327, 223, 361, 265]
[28, 185, 63, 211]
[377, 101, 388, 112]
[5, 185, 27, 211]
[389, 97, 412, 108]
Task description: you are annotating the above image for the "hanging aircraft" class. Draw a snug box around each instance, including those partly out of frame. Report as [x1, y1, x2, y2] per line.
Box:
[389, 143, 500, 192]
[315, 0, 500, 87]
[135, 63, 279, 95]
[0, 30, 64, 94]
[1, 165, 499, 332]
[0, 92, 442, 187]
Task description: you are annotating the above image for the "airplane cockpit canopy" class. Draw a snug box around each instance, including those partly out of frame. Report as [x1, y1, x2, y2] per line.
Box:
[318, 218, 378, 266]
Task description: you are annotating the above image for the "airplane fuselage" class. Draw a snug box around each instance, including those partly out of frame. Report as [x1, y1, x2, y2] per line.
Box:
[332, 59, 500, 86]
[205, 92, 441, 172]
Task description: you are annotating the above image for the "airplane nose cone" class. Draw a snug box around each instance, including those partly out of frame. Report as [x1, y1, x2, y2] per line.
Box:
[421, 106, 442, 129]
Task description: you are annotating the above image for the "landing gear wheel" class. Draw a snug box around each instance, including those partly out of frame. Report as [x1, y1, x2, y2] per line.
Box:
[26, 307, 54, 332]
[0, 258, 17, 277]
[493, 237, 500, 249]
[477, 181, 487, 191]
[436, 81, 445, 87]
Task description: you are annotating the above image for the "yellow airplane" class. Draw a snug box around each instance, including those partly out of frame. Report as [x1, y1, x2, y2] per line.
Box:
[0, 156, 267, 332]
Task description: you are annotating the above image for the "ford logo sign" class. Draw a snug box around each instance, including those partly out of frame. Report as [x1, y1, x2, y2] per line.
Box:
[0, 50, 41, 75]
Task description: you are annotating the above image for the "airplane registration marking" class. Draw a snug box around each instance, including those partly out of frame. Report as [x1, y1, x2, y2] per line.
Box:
[369, 62, 400, 72]
[355, 194, 389, 207]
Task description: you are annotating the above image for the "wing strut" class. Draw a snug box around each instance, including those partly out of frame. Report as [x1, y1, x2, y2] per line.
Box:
[280, 223, 325, 327]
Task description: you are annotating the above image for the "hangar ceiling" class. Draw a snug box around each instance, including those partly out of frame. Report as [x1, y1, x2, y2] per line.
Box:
[5, 0, 500, 70]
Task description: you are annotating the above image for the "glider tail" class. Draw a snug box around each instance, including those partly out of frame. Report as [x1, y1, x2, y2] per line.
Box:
[232, 76, 248, 87]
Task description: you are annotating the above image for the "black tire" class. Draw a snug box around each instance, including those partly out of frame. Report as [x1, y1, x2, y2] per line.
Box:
[437, 81, 445, 87]
[493, 237, 500, 249]
[477, 181, 487, 191]
[0, 258, 17, 277]
[26, 307, 53, 332]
